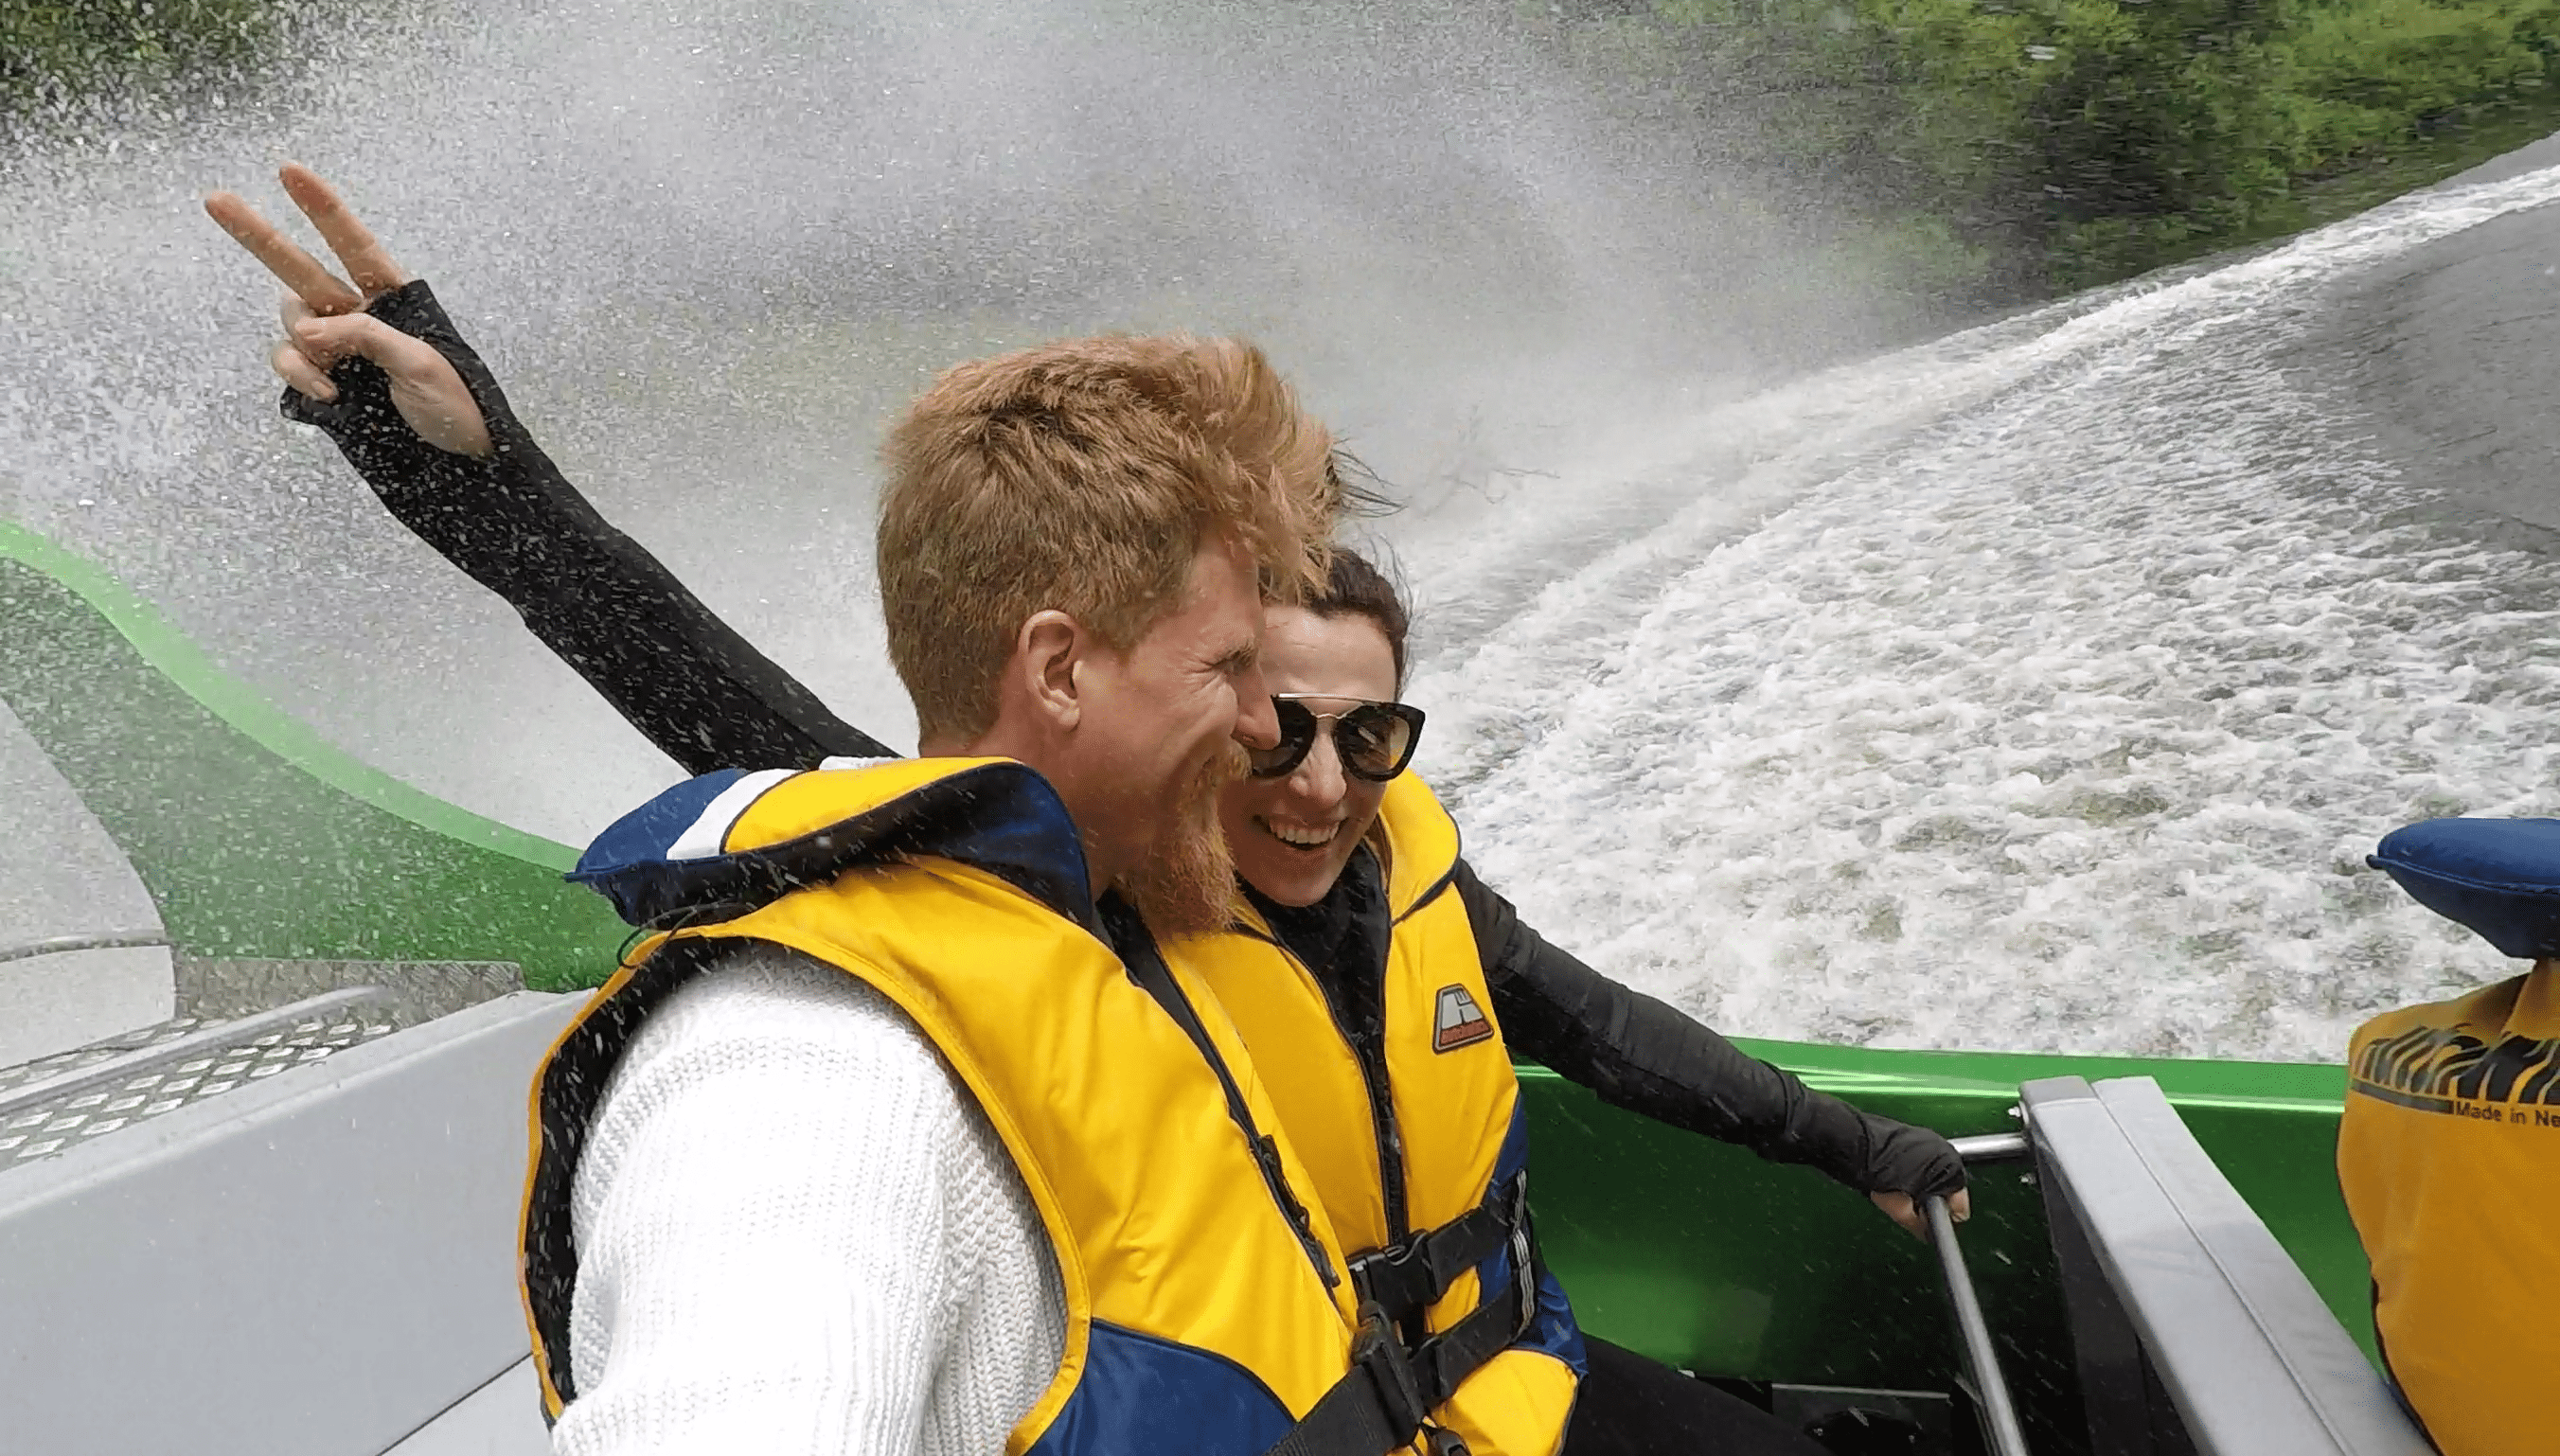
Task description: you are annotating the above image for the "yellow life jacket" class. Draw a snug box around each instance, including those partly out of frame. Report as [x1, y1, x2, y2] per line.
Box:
[523, 757, 1452, 1456]
[2337, 966, 2560, 1456]
[1175, 773, 1586, 1456]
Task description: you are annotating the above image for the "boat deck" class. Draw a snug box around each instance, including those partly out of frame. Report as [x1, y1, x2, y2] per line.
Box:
[0, 995, 403, 1167]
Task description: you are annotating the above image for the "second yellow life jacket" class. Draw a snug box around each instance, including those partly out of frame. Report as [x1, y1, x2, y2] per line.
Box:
[2346, 814, 2560, 1456]
[524, 757, 1463, 1456]
[1175, 773, 1587, 1456]
[2338, 968, 2560, 1456]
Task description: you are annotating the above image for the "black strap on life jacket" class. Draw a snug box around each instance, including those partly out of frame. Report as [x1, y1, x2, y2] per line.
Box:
[1261, 1174, 1545, 1456]
[1345, 1172, 1528, 1327]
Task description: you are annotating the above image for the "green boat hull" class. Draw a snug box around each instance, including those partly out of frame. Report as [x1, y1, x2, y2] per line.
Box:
[1527, 1053, 2358, 1449]
[0, 522, 2373, 1451]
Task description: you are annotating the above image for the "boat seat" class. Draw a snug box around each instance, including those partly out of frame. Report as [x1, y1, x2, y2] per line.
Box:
[0, 990, 575, 1456]
[2367, 816, 2560, 957]
[2021, 1075, 2429, 1456]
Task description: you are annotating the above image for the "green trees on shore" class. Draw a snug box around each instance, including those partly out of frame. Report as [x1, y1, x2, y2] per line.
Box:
[8, 0, 2556, 304]
[3, 0, 296, 119]
[1547, 0, 2560, 297]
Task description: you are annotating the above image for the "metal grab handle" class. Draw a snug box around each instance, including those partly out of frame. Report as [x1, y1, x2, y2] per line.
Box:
[1928, 1193, 2031, 1456]
[1951, 1130, 2029, 1163]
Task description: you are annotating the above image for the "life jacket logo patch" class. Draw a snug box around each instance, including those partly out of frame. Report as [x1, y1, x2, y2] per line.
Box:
[1432, 985, 1494, 1053]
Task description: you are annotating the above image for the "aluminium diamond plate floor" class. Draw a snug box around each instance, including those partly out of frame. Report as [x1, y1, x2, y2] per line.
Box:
[0, 1002, 402, 1167]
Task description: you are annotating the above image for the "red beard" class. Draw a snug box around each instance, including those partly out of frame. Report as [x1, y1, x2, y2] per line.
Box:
[1123, 740, 1246, 940]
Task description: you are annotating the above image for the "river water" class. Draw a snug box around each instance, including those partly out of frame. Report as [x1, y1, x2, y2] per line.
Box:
[4, 2, 2556, 1061]
[1398, 170, 2560, 1062]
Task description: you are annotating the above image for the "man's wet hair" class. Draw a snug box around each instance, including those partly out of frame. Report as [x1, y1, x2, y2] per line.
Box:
[878, 333, 1337, 742]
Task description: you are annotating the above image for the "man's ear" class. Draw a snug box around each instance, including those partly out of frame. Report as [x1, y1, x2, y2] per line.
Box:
[1016, 611, 1084, 731]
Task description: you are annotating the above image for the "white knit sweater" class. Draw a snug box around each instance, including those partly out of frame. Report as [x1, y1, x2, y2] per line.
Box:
[553, 947, 1068, 1456]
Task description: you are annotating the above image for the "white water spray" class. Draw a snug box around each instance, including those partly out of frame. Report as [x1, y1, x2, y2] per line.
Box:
[1, 0, 1881, 840]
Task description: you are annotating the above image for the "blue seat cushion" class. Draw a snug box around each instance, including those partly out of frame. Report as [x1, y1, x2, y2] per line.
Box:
[2369, 818, 2560, 960]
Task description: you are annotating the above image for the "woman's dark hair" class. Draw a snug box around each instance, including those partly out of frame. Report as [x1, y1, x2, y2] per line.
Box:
[1307, 545, 1411, 689]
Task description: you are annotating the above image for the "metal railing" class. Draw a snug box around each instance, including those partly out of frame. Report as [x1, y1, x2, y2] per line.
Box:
[1929, 1128, 2036, 1456]
[0, 932, 169, 967]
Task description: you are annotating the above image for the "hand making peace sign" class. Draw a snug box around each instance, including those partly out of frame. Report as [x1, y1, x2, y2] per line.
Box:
[204, 164, 493, 457]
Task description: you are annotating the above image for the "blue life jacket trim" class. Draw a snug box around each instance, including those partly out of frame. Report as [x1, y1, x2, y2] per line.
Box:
[578, 766, 755, 880]
[1026, 1320, 1297, 1456]
[568, 759, 1098, 936]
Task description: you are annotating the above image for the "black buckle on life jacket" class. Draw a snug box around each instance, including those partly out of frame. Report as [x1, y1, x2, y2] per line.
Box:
[1346, 1170, 1534, 1325]
[1346, 1233, 1437, 1319]
[1261, 1178, 1543, 1456]
[1350, 1300, 1431, 1436]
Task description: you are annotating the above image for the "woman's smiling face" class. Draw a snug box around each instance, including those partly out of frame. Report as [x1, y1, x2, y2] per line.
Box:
[1218, 605, 1402, 907]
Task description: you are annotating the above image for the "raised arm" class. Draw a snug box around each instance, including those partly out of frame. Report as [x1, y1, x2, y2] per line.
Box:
[205, 166, 891, 774]
[1453, 859, 1967, 1237]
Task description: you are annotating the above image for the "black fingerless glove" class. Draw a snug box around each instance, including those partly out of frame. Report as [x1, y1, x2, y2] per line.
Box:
[1858, 1116, 1968, 1202]
[277, 280, 564, 602]
[279, 278, 521, 438]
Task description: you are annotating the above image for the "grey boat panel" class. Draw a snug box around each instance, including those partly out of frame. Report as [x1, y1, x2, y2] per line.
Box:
[382, 1358, 549, 1456]
[2023, 1075, 2428, 1456]
[0, 990, 578, 1456]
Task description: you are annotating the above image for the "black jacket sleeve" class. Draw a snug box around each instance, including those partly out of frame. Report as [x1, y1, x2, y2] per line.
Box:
[280, 280, 893, 776]
[1456, 859, 1965, 1201]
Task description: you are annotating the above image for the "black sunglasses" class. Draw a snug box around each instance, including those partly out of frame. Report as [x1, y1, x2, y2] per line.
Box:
[1248, 695, 1426, 782]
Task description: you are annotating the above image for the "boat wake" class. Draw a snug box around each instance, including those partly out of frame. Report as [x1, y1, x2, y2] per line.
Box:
[1405, 166, 2560, 1061]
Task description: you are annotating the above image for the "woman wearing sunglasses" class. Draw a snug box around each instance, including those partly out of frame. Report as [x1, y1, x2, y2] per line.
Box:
[1178, 550, 1965, 1456]
[210, 171, 1964, 1456]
